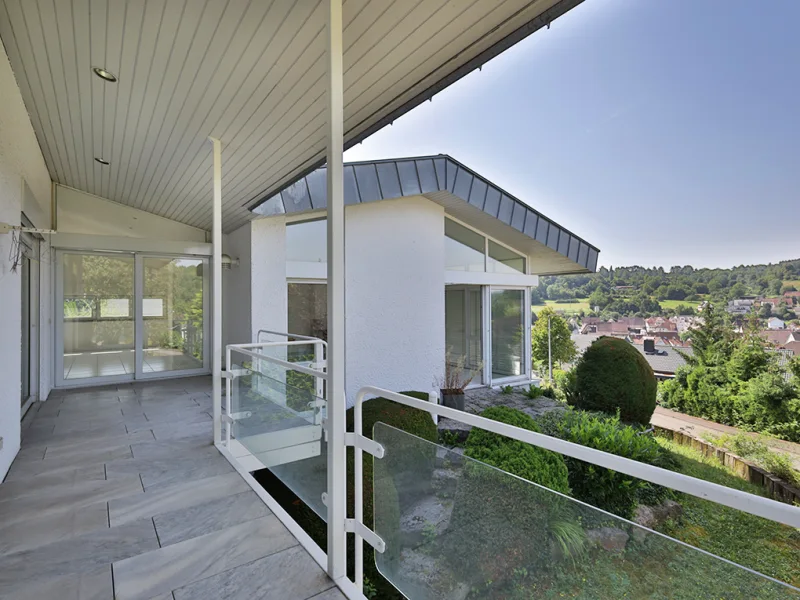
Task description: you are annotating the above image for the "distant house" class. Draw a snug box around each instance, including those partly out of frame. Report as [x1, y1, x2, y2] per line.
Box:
[632, 344, 691, 380]
[767, 317, 786, 330]
[726, 298, 754, 315]
[760, 330, 800, 346]
[670, 315, 700, 333]
[784, 341, 800, 357]
[784, 291, 800, 300]
[646, 317, 678, 333]
[760, 297, 790, 309]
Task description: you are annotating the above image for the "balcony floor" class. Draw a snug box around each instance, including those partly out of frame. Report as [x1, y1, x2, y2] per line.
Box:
[1, 376, 343, 600]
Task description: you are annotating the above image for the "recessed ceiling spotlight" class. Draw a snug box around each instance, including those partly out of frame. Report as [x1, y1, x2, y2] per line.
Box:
[94, 157, 110, 165]
[92, 67, 117, 82]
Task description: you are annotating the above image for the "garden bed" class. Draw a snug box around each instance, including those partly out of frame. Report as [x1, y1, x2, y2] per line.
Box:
[655, 426, 800, 504]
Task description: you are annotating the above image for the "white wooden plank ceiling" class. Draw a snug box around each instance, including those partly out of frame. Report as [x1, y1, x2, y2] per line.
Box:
[0, 0, 575, 232]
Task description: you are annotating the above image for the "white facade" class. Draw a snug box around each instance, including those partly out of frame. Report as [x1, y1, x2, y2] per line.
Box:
[768, 317, 786, 330]
[0, 40, 53, 477]
[233, 194, 542, 406]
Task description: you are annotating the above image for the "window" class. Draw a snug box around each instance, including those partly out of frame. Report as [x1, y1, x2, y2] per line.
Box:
[99, 298, 131, 318]
[287, 219, 327, 264]
[445, 218, 526, 274]
[288, 283, 328, 341]
[487, 240, 526, 274]
[445, 218, 485, 272]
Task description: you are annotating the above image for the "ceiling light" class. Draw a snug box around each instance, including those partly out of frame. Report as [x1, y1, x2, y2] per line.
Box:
[92, 67, 117, 82]
[94, 157, 110, 165]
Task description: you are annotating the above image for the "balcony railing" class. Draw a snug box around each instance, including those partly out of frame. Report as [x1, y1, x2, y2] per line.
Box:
[217, 336, 800, 600]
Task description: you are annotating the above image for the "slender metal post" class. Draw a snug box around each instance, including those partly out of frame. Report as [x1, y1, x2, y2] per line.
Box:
[548, 316, 552, 383]
[325, 0, 347, 583]
[210, 137, 223, 445]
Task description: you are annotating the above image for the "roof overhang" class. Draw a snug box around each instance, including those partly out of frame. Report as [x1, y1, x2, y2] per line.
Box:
[254, 155, 599, 274]
[0, 0, 584, 233]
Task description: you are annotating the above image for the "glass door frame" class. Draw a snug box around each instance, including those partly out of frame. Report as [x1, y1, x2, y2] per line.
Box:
[20, 229, 40, 417]
[55, 249, 210, 388]
[136, 254, 210, 380]
[486, 285, 532, 387]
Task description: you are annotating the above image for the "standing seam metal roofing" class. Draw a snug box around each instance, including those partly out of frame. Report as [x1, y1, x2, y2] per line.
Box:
[251, 154, 599, 272]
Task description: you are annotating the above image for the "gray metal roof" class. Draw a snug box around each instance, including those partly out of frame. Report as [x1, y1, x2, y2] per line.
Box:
[252, 155, 599, 273]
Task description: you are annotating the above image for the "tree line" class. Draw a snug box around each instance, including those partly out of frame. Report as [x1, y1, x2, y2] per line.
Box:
[532, 258, 800, 319]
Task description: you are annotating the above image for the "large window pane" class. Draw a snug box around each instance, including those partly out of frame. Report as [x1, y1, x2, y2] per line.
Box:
[445, 287, 483, 385]
[445, 218, 485, 272]
[143, 257, 204, 373]
[288, 283, 328, 341]
[287, 219, 327, 263]
[491, 289, 525, 379]
[62, 253, 134, 380]
[487, 240, 526, 274]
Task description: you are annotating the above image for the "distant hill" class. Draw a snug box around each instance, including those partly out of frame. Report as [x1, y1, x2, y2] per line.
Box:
[534, 258, 800, 319]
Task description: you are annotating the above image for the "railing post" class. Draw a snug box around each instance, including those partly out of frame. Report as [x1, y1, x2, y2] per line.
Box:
[326, 0, 347, 583]
[210, 136, 223, 446]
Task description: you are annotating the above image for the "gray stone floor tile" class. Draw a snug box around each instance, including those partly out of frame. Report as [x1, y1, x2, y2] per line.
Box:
[0, 463, 106, 503]
[109, 472, 249, 526]
[307, 587, 348, 600]
[8, 566, 113, 600]
[0, 475, 142, 528]
[153, 490, 270, 546]
[113, 515, 296, 600]
[6, 445, 133, 478]
[171, 545, 331, 600]
[0, 501, 109, 556]
[129, 435, 213, 460]
[151, 420, 211, 441]
[141, 454, 234, 491]
[104, 447, 221, 480]
[41, 429, 154, 460]
[20, 422, 140, 451]
[125, 411, 210, 435]
[0, 519, 158, 596]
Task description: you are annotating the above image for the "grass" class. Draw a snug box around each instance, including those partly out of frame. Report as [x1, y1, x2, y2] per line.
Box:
[533, 299, 590, 315]
[654, 437, 800, 587]
[659, 299, 702, 310]
[784, 280, 800, 290]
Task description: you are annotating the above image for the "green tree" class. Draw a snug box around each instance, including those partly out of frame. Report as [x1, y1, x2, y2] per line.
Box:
[531, 307, 576, 370]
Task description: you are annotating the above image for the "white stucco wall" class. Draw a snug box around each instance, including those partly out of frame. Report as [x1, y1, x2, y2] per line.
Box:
[250, 217, 288, 341]
[56, 185, 207, 242]
[0, 39, 53, 478]
[344, 197, 445, 405]
[222, 224, 252, 357]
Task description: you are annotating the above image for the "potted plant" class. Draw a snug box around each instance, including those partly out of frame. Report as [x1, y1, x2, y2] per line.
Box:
[435, 353, 481, 411]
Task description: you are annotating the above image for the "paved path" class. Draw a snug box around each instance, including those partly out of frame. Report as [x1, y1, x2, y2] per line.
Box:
[652, 406, 800, 470]
[1, 376, 344, 600]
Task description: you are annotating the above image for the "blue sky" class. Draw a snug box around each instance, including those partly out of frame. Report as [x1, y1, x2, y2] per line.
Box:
[344, 0, 799, 270]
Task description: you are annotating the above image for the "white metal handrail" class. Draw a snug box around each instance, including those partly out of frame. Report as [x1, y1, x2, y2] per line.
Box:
[355, 386, 800, 527]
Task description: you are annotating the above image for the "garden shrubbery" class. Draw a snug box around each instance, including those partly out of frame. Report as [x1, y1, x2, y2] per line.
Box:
[660, 304, 800, 442]
[536, 408, 675, 518]
[445, 407, 572, 586]
[570, 336, 657, 425]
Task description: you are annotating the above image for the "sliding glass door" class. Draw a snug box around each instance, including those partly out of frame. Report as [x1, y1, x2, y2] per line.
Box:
[61, 252, 135, 382]
[142, 257, 206, 375]
[490, 289, 527, 380]
[57, 251, 209, 386]
[445, 286, 483, 385]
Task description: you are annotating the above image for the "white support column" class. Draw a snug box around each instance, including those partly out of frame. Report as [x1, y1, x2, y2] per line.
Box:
[210, 137, 223, 446]
[325, 0, 346, 583]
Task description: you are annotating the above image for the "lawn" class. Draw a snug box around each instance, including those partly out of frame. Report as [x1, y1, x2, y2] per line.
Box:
[654, 437, 800, 587]
[784, 280, 800, 290]
[532, 299, 590, 315]
[659, 298, 701, 310]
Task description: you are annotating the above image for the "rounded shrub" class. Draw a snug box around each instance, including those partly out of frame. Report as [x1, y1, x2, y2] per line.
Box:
[571, 337, 657, 425]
